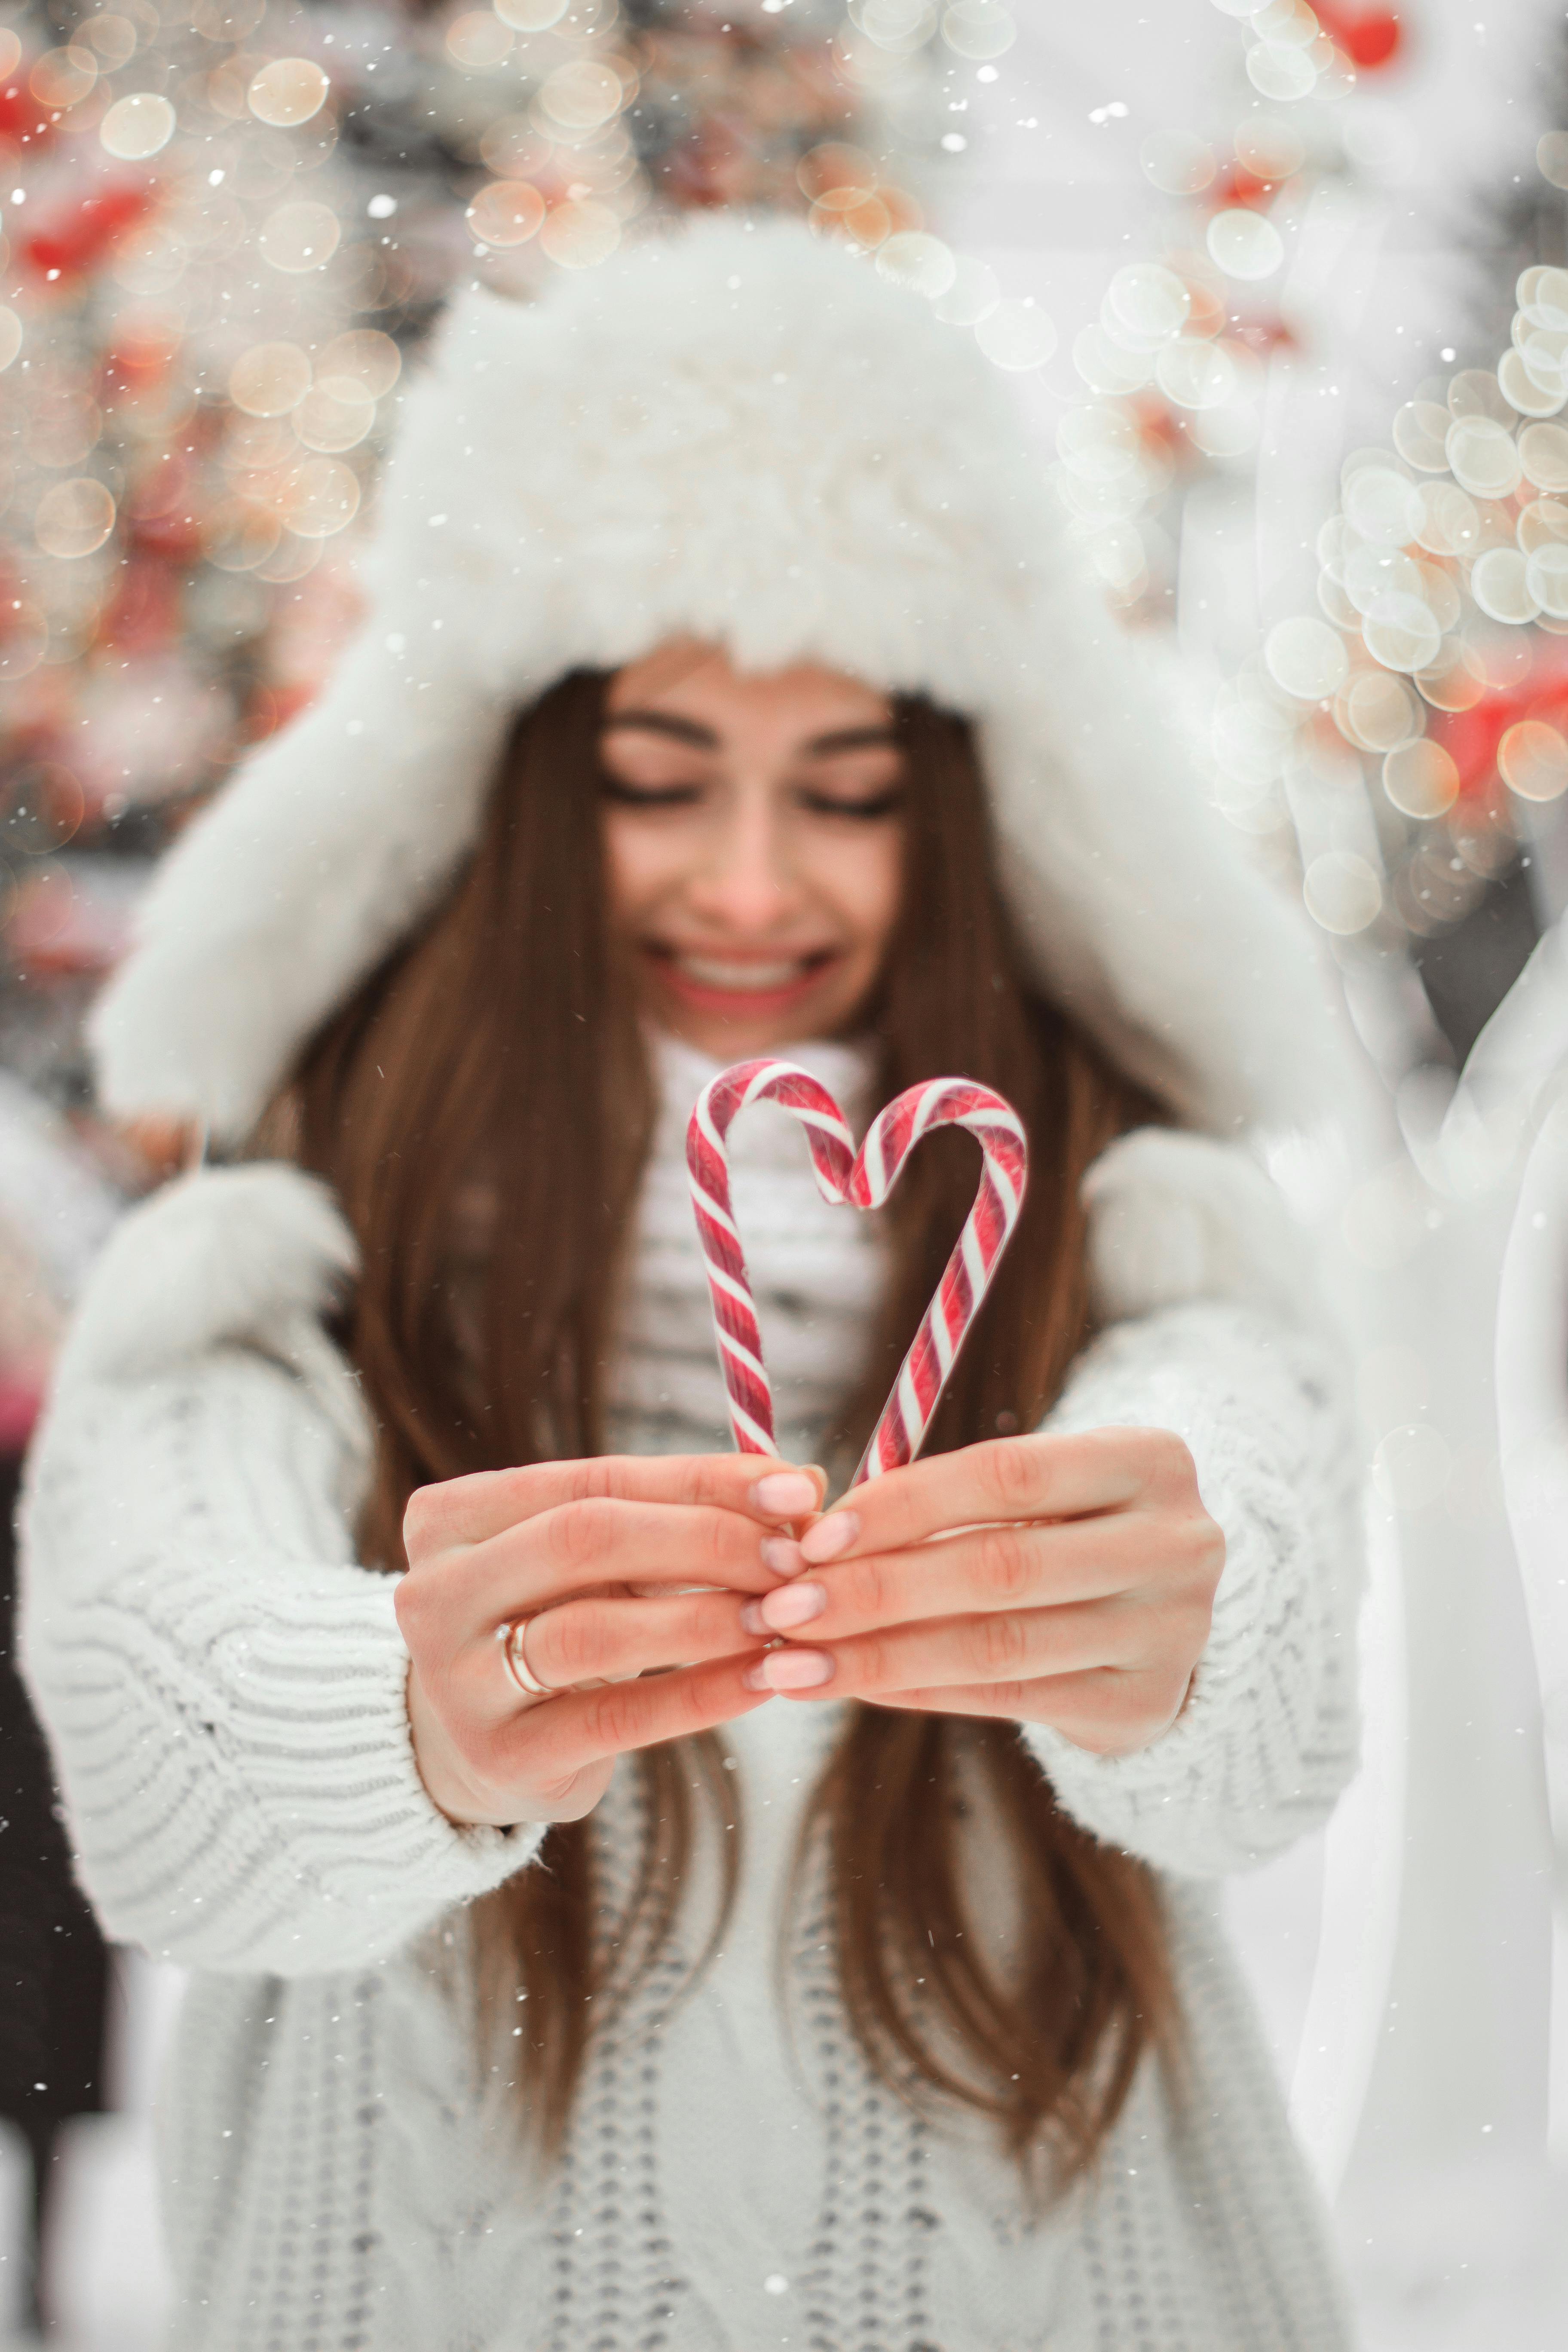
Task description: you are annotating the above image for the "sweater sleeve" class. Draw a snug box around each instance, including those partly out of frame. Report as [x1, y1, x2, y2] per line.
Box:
[1018, 1298, 1364, 1880]
[18, 1165, 542, 1977]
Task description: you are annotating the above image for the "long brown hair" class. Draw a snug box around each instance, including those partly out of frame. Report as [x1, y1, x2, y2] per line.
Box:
[291, 668, 1182, 2188]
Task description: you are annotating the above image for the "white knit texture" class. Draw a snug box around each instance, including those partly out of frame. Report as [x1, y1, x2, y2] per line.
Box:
[21, 1046, 1361, 2350]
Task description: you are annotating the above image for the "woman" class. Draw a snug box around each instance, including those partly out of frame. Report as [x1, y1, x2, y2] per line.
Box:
[21, 219, 1362, 2349]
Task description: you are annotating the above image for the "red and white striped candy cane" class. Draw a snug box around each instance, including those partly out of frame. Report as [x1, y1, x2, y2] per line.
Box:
[686, 1058, 1028, 1487]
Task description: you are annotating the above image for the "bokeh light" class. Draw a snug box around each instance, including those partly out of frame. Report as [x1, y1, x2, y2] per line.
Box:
[539, 58, 625, 132]
[260, 202, 341, 274]
[1363, 593, 1442, 673]
[1304, 849, 1382, 934]
[293, 387, 373, 453]
[1155, 337, 1236, 409]
[1235, 114, 1307, 180]
[229, 341, 312, 417]
[1446, 415, 1522, 499]
[940, 3, 1017, 60]
[1525, 541, 1568, 617]
[100, 92, 176, 159]
[316, 330, 400, 401]
[1206, 208, 1284, 279]
[1139, 129, 1216, 195]
[975, 299, 1055, 371]
[466, 182, 547, 248]
[1499, 720, 1568, 801]
[1415, 480, 1479, 557]
[1265, 615, 1348, 701]
[34, 479, 116, 560]
[1498, 347, 1565, 419]
[81, 13, 137, 69]
[1538, 131, 1568, 191]
[280, 457, 360, 539]
[926, 257, 995, 328]
[876, 231, 956, 298]
[1383, 738, 1459, 818]
[447, 12, 514, 70]
[1520, 421, 1568, 492]
[1247, 41, 1317, 101]
[1340, 670, 1422, 752]
[539, 199, 620, 269]
[1392, 399, 1451, 471]
[247, 58, 330, 128]
[31, 46, 98, 109]
[1343, 464, 1423, 547]
[1470, 545, 1540, 625]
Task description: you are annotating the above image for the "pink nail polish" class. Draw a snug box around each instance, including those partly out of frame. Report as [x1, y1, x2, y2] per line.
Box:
[760, 1580, 825, 1632]
[799, 1511, 859, 1565]
[762, 1649, 835, 1692]
[738, 1600, 766, 1636]
[741, 1659, 774, 1691]
[751, 1471, 818, 1518]
[760, 1535, 806, 1577]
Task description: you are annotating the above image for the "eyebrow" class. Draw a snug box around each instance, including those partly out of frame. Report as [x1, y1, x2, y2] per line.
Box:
[602, 710, 901, 756]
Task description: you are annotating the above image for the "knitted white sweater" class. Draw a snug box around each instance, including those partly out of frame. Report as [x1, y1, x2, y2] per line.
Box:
[21, 1038, 1363, 2351]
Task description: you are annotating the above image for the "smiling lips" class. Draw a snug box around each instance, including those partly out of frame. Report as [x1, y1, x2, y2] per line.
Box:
[647, 944, 837, 1006]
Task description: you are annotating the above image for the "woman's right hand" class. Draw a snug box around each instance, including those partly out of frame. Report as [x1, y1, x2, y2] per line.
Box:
[396, 1454, 823, 1828]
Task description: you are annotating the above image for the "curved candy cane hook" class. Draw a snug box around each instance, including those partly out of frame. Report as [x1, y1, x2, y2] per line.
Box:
[686, 1058, 1028, 1486]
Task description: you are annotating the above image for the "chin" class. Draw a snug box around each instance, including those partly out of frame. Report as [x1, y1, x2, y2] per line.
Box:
[660, 994, 861, 1060]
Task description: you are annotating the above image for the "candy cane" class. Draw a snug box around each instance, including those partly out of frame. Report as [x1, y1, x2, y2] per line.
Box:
[686, 1057, 1028, 1487]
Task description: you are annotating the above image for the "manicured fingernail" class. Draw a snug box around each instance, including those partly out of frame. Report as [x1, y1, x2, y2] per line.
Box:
[759, 1648, 835, 1691]
[739, 1599, 767, 1636]
[760, 1535, 807, 1577]
[799, 1512, 859, 1564]
[751, 1471, 819, 1518]
[760, 1580, 825, 1632]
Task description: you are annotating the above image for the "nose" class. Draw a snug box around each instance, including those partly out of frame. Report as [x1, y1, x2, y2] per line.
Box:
[685, 793, 802, 934]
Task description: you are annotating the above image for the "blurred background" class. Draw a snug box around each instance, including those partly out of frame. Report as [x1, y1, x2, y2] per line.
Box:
[1, 0, 1567, 2343]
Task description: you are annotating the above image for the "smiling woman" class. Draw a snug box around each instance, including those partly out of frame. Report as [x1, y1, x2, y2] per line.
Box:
[22, 217, 1361, 2352]
[600, 642, 906, 1054]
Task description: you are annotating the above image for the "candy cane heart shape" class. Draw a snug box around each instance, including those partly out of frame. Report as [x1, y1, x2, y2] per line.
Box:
[686, 1058, 1029, 1487]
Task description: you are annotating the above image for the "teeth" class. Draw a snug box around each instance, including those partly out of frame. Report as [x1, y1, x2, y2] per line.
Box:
[676, 955, 811, 992]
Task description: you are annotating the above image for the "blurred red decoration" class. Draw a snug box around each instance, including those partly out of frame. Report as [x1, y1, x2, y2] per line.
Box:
[1314, 4, 1403, 69]
[24, 182, 154, 282]
[1208, 162, 1285, 212]
[1430, 645, 1568, 796]
[0, 81, 57, 147]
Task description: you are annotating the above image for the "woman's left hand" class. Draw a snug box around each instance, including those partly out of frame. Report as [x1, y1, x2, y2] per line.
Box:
[737, 1428, 1225, 1758]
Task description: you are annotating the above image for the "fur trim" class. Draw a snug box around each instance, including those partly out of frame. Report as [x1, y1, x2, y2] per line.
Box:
[90, 215, 1342, 1142]
[58, 1140, 1315, 1414]
[58, 1165, 356, 1382]
[1083, 1129, 1324, 1334]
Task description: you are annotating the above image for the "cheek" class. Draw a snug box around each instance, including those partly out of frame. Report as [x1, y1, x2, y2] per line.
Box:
[831, 830, 905, 963]
[601, 816, 670, 934]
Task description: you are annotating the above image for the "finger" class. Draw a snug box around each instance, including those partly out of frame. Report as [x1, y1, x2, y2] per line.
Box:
[793, 1428, 1191, 1568]
[862, 1668, 1188, 1755]
[746, 1516, 1160, 1645]
[746, 1599, 1137, 1701]
[495, 1652, 774, 1782]
[401, 1497, 808, 1668]
[407, 1453, 826, 1553]
[518, 1587, 760, 1692]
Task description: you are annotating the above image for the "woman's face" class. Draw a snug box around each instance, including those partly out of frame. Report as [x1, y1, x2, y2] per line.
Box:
[600, 640, 907, 1058]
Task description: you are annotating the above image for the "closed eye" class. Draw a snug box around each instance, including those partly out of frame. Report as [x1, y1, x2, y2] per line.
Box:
[796, 785, 907, 821]
[599, 778, 706, 808]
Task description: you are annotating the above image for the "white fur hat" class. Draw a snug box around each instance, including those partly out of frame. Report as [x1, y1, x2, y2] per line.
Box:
[90, 214, 1339, 1143]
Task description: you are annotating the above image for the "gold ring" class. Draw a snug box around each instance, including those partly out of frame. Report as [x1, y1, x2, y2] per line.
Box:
[497, 1617, 554, 1698]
